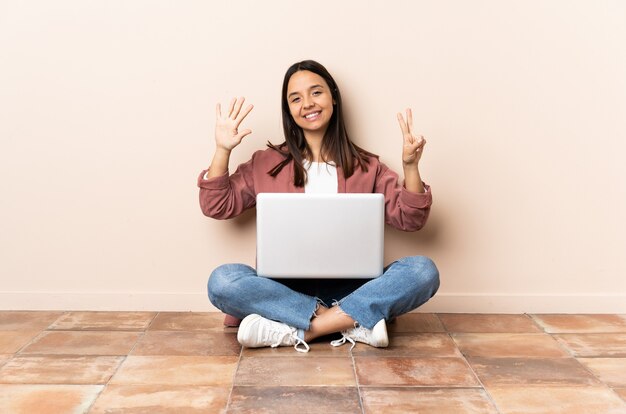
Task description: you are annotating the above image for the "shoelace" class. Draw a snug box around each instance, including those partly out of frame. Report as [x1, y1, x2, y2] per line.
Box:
[268, 327, 310, 353]
[330, 324, 371, 350]
[293, 337, 311, 353]
[330, 334, 356, 350]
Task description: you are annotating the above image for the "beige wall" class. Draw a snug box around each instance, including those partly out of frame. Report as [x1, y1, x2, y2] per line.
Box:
[1, 0, 625, 312]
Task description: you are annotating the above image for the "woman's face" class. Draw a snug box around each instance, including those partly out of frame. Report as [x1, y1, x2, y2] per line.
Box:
[286, 70, 334, 136]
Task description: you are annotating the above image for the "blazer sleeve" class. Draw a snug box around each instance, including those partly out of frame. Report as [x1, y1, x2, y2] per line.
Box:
[197, 152, 258, 220]
[375, 163, 432, 232]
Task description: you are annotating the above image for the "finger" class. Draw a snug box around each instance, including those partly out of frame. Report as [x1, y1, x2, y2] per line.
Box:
[236, 129, 252, 141]
[417, 135, 426, 148]
[405, 141, 419, 152]
[407, 108, 414, 134]
[227, 98, 236, 117]
[231, 97, 245, 120]
[396, 113, 409, 135]
[235, 104, 254, 127]
[216, 103, 222, 118]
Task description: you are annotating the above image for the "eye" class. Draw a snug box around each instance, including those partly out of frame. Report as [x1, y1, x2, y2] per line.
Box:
[290, 97, 301, 103]
[312, 91, 322, 96]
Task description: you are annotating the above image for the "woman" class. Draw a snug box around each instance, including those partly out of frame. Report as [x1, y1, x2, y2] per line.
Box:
[198, 60, 439, 353]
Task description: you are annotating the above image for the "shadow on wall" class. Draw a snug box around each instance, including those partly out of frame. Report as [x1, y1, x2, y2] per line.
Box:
[384, 208, 443, 261]
[230, 207, 256, 229]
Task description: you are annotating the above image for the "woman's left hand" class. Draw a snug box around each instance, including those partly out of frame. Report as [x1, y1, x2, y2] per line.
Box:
[397, 108, 426, 166]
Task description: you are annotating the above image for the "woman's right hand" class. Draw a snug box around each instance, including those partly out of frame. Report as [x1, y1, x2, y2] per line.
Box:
[215, 97, 254, 152]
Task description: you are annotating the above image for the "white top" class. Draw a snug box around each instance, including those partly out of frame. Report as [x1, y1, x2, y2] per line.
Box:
[304, 160, 338, 194]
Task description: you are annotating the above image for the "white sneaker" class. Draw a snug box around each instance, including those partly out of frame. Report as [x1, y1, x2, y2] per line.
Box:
[237, 314, 310, 353]
[330, 319, 388, 350]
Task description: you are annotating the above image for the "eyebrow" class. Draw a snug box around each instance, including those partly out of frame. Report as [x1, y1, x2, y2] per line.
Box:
[288, 84, 324, 98]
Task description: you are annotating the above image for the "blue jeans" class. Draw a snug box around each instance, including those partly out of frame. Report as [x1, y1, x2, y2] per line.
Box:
[207, 255, 439, 330]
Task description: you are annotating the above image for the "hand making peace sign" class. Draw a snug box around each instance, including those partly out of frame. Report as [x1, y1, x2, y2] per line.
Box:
[397, 108, 426, 166]
[215, 97, 254, 152]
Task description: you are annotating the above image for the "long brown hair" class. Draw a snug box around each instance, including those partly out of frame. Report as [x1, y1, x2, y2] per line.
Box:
[267, 60, 376, 187]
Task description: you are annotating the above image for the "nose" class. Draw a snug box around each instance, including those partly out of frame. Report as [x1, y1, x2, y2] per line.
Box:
[303, 97, 314, 108]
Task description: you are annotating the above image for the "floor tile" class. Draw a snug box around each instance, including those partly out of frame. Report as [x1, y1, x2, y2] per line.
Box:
[235, 356, 355, 386]
[49, 311, 156, 331]
[578, 358, 626, 387]
[438, 314, 542, 333]
[0, 356, 123, 384]
[89, 385, 230, 414]
[388, 313, 445, 333]
[0, 384, 103, 414]
[487, 386, 626, 414]
[531, 314, 626, 333]
[0, 311, 64, 331]
[109, 355, 238, 386]
[361, 387, 498, 414]
[554, 333, 626, 357]
[20, 331, 141, 355]
[131, 331, 240, 356]
[355, 357, 479, 387]
[148, 312, 226, 332]
[452, 333, 570, 358]
[0, 355, 10, 368]
[228, 386, 361, 413]
[241, 341, 350, 357]
[468, 357, 600, 386]
[351, 333, 461, 357]
[4, 311, 625, 414]
[0, 331, 41, 353]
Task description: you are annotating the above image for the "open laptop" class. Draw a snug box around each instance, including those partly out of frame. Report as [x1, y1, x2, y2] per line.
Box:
[256, 193, 384, 278]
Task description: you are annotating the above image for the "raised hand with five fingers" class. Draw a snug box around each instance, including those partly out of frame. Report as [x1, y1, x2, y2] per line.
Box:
[205, 97, 254, 179]
[397, 108, 426, 167]
[215, 97, 254, 152]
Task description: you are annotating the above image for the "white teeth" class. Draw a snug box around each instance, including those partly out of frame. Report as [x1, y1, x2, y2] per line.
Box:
[305, 112, 320, 119]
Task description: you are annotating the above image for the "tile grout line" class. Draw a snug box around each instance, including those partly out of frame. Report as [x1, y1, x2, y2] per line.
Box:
[350, 348, 366, 414]
[529, 313, 626, 400]
[560, 340, 626, 399]
[525, 313, 547, 332]
[144, 311, 160, 331]
[0, 356, 9, 371]
[447, 314, 626, 411]
[444, 326, 504, 414]
[0, 312, 70, 386]
[223, 329, 244, 413]
[83, 311, 159, 413]
[5, 312, 626, 411]
[433, 313, 445, 332]
[10, 311, 69, 357]
[606, 386, 626, 409]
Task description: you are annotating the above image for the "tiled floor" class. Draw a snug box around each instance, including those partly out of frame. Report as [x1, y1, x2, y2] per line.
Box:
[1, 312, 626, 413]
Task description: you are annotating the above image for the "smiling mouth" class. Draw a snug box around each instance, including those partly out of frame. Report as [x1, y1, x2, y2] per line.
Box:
[304, 111, 321, 120]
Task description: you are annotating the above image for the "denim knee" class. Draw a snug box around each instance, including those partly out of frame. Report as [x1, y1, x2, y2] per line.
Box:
[207, 263, 250, 305]
[402, 255, 440, 296]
